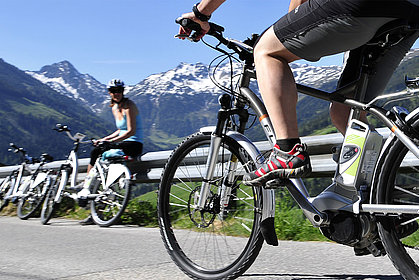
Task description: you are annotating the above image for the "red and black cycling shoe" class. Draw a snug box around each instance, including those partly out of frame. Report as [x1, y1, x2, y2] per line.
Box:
[243, 143, 312, 186]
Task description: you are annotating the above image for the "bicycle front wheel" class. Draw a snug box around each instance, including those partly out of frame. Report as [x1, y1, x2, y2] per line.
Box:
[41, 171, 67, 225]
[18, 176, 48, 219]
[158, 132, 264, 280]
[376, 116, 419, 279]
[91, 165, 131, 227]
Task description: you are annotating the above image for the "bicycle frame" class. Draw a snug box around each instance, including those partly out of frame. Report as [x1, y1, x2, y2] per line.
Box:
[197, 51, 419, 241]
[52, 129, 87, 203]
[3, 159, 37, 201]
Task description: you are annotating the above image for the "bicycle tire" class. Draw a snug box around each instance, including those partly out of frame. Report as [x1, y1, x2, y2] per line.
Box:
[41, 171, 67, 225]
[0, 177, 12, 212]
[91, 165, 131, 227]
[158, 132, 264, 280]
[17, 175, 49, 220]
[376, 115, 419, 280]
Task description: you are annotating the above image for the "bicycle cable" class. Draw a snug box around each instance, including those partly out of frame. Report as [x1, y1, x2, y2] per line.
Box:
[202, 38, 258, 131]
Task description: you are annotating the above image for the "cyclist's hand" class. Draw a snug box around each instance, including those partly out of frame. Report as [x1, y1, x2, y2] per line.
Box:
[93, 139, 107, 147]
[176, 12, 210, 42]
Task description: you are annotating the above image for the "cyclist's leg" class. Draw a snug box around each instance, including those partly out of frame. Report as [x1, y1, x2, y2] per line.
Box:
[247, 0, 394, 183]
[254, 27, 300, 141]
[87, 146, 104, 173]
[330, 31, 418, 133]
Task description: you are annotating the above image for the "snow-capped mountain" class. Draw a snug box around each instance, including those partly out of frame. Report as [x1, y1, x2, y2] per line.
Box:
[128, 61, 342, 99]
[402, 48, 419, 63]
[26, 61, 108, 112]
[28, 60, 342, 111]
[291, 63, 342, 89]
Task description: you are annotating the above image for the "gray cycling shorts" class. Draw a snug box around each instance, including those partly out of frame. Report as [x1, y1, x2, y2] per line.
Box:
[272, 0, 419, 100]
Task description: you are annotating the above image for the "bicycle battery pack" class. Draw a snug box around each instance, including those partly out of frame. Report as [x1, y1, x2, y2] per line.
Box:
[335, 119, 383, 191]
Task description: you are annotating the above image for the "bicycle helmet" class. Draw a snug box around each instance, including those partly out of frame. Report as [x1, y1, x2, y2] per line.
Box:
[107, 79, 125, 89]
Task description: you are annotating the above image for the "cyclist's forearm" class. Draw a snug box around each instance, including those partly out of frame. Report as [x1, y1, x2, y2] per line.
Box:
[197, 0, 226, 17]
[288, 0, 307, 12]
[108, 130, 135, 143]
[102, 130, 120, 141]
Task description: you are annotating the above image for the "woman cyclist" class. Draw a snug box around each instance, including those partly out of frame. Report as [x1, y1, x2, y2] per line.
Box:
[79, 78, 143, 225]
[87, 78, 143, 173]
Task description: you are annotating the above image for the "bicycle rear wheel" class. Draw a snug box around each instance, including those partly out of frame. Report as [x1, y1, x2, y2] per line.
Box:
[158, 132, 264, 280]
[376, 116, 419, 279]
[91, 165, 131, 227]
[18, 175, 48, 219]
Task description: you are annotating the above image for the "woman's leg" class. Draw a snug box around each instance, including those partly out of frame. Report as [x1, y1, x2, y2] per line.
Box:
[88, 146, 104, 173]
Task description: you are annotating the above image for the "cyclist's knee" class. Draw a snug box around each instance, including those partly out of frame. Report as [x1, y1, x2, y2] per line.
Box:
[254, 27, 300, 64]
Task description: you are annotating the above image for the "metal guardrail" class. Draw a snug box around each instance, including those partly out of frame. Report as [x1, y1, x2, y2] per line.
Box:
[0, 128, 392, 183]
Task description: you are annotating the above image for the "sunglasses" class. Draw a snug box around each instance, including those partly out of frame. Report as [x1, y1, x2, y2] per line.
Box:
[109, 87, 124, 94]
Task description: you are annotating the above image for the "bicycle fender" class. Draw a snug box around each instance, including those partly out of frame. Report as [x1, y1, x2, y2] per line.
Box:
[56, 170, 69, 203]
[69, 151, 78, 189]
[105, 164, 131, 188]
[226, 131, 278, 246]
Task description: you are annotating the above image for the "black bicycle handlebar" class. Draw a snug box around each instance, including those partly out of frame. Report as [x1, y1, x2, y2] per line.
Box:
[53, 123, 70, 132]
[95, 141, 119, 150]
[8, 143, 27, 155]
[175, 17, 225, 41]
[176, 18, 256, 63]
[7, 143, 41, 164]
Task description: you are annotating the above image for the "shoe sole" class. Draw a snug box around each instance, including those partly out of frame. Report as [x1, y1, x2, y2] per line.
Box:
[243, 165, 312, 186]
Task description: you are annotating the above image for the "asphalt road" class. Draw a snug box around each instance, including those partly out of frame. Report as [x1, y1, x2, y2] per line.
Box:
[0, 216, 403, 280]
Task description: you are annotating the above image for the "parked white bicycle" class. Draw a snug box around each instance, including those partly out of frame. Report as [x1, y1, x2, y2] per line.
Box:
[0, 143, 54, 220]
[41, 124, 133, 227]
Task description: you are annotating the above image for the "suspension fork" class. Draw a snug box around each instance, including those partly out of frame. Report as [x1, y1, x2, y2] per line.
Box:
[196, 95, 249, 210]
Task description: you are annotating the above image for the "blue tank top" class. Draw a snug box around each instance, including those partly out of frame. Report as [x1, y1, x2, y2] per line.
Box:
[115, 113, 143, 143]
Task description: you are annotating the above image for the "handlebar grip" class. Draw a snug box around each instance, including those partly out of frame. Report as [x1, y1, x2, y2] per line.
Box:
[9, 143, 18, 149]
[54, 123, 70, 132]
[176, 17, 225, 36]
[176, 17, 202, 32]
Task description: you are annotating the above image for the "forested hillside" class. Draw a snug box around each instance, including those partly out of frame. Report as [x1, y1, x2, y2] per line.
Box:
[0, 59, 113, 164]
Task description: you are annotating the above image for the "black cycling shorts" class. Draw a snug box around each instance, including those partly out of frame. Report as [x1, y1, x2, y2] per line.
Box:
[271, 0, 419, 100]
[89, 141, 143, 166]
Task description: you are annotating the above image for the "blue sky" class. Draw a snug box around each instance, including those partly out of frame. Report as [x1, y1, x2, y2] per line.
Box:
[1, 0, 418, 85]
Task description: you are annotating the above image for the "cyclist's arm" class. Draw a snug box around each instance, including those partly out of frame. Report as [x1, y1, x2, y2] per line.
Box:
[288, 0, 308, 12]
[100, 130, 120, 142]
[196, 0, 225, 15]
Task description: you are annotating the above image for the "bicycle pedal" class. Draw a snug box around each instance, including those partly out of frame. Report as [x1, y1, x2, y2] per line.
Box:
[264, 178, 287, 189]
